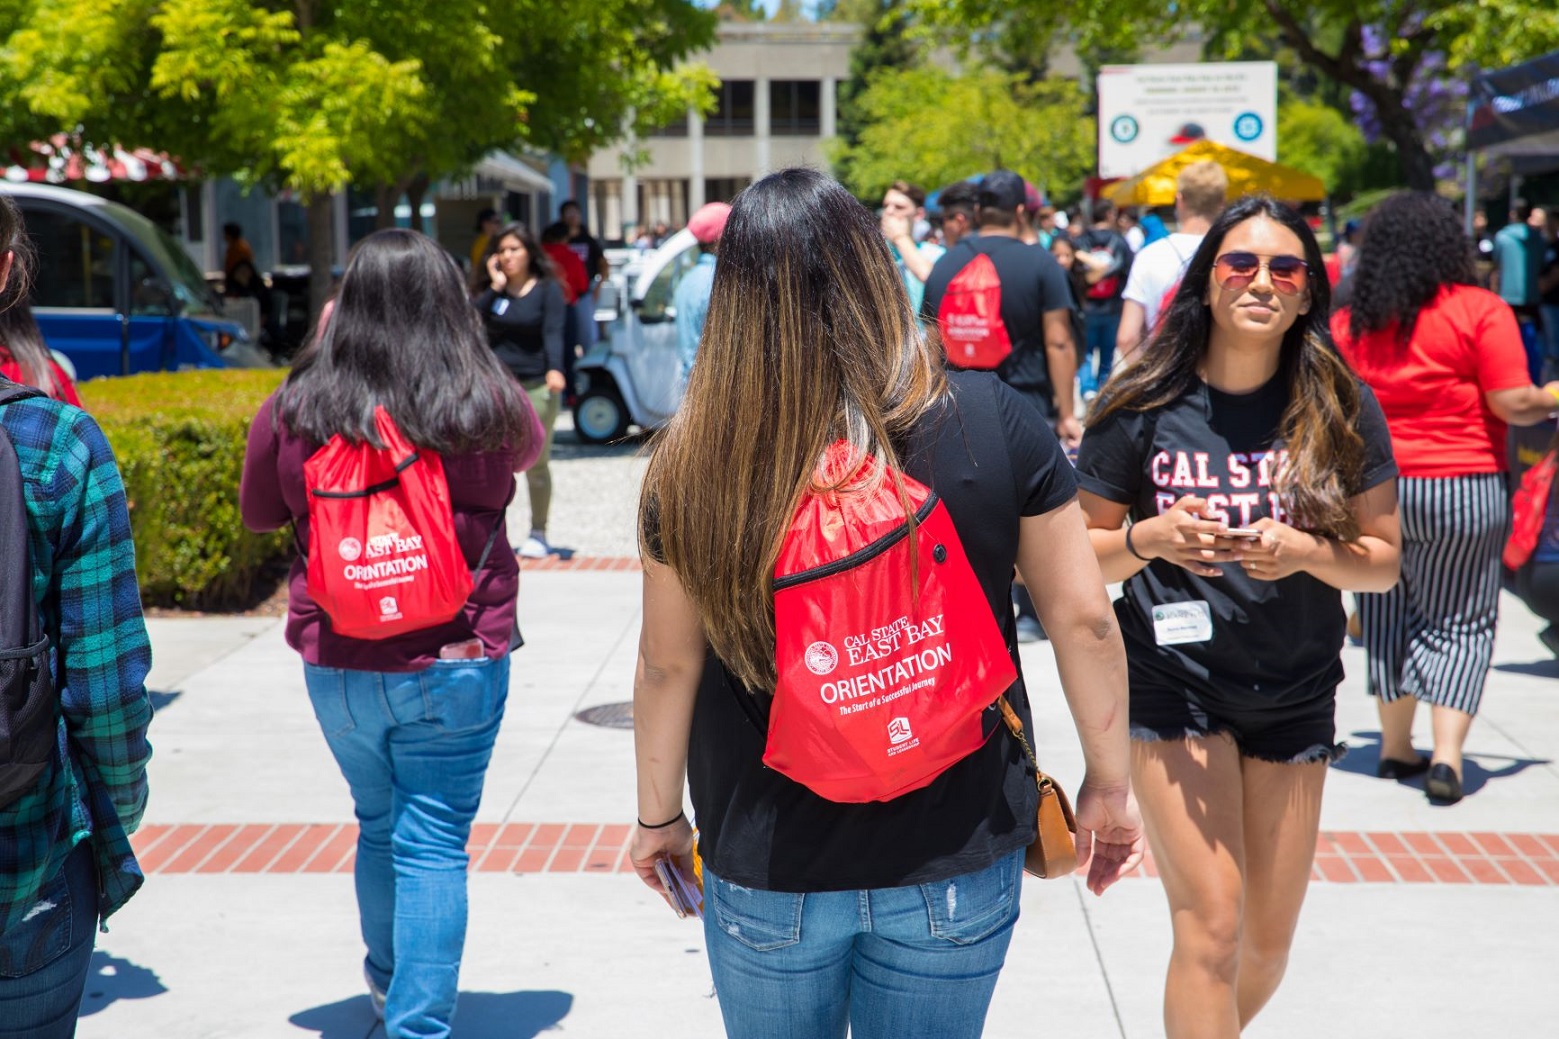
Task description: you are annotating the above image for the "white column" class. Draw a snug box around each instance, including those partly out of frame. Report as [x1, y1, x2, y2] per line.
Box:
[688, 107, 706, 211]
[622, 170, 640, 238]
[754, 78, 771, 176]
[820, 77, 837, 140]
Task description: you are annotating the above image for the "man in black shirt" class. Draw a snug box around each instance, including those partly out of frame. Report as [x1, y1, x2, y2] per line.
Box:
[560, 199, 608, 345]
[921, 170, 1079, 444]
[922, 170, 1079, 642]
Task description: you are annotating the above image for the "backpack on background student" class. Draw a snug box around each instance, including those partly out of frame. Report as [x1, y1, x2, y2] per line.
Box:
[766, 441, 1017, 802]
[304, 406, 501, 640]
[936, 253, 1013, 370]
[0, 384, 57, 808]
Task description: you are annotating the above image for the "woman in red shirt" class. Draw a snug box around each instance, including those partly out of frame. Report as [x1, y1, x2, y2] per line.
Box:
[1333, 192, 1559, 805]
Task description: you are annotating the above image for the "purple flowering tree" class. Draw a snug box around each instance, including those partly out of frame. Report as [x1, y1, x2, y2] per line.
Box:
[1348, 25, 1466, 184]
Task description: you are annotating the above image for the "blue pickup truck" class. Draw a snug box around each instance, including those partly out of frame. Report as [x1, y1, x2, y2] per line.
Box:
[6, 183, 265, 379]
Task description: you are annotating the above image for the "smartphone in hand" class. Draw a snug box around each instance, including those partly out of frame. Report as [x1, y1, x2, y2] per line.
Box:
[653, 856, 703, 919]
[1220, 527, 1264, 540]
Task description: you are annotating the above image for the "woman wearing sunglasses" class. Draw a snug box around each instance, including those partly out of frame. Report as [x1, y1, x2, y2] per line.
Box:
[1332, 192, 1559, 805]
[1074, 195, 1402, 1038]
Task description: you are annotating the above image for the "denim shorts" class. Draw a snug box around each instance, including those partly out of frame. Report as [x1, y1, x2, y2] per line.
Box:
[1130, 683, 1344, 764]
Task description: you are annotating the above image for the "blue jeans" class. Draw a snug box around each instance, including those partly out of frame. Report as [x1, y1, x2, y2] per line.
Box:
[304, 655, 510, 1039]
[0, 841, 98, 1039]
[1081, 310, 1120, 396]
[702, 850, 1022, 1039]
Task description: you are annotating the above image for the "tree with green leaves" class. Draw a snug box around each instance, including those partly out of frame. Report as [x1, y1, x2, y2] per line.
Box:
[0, 0, 716, 311]
[914, 0, 1559, 192]
[829, 64, 1094, 205]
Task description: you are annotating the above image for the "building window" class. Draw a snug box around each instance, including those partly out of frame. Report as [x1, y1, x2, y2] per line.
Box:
[705, 80, 755, 137]
[704, 178, 751, 204]
[648, 114, 689, 137]
[770, 81, 821, 136]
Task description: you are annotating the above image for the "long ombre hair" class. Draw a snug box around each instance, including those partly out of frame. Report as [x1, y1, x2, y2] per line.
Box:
[640, 168, 946, 691]
[1091, 195, 1365, 539]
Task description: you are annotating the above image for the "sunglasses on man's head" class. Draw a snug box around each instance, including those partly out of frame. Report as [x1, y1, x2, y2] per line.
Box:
[1212, 252, 1310, 296]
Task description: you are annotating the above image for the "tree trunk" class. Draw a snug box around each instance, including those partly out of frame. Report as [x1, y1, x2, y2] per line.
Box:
[407, 173, 431, 234]
[374, 184, 399, 230]
[1375, 103, 1438, 192]
[306, 192, 335, 322]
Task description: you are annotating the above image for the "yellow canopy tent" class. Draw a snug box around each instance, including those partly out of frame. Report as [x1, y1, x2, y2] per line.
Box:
[1104, 140, 1326, 207]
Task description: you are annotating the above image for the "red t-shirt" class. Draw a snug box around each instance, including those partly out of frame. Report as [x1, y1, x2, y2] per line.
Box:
[542, 243, 590, 305]
[0, 347, 83, 408]
[1332, 283, 1528, 477]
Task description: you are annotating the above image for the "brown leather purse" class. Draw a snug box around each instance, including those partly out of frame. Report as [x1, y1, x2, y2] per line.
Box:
[998, 697, 1078, 879]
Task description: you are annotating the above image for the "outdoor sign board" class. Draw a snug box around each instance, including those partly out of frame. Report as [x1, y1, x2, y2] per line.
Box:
[1097, 62, 1278, 179]
[1467, 49, 1559, 156]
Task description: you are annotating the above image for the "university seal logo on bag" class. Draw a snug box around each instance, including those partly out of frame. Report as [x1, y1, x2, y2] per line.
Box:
[767, 442, 1017, 803]
[304, 406, 474, 640]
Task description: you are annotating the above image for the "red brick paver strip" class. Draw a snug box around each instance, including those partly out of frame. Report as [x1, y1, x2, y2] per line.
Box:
[129, 828, 1559, 884]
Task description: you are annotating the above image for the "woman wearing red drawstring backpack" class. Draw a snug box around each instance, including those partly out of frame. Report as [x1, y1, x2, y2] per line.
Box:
[240, 229, 541, 1039]
[628, 168, 1143, 1039]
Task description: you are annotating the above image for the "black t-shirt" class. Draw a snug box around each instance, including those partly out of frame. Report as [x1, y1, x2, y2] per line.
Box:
[567, 230, 605, 283]
[921, 237, 1074, 406]
[1076, 375, 1397, 707]
[476, 282, 566, 381]
[679, 371, 1078, 892]
[1075, 227, 1133, 314]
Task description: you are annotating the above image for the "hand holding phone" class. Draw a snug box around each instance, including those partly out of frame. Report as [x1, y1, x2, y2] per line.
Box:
[1219, 527, 1264, 540]
[653, 856, 703, 919]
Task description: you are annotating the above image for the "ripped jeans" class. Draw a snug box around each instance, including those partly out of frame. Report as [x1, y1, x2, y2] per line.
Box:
[702, 850, 1022, 1039]
[0, 841, 98, 1039]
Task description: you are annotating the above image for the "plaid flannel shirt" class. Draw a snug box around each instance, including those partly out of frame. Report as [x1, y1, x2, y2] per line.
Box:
[0, 394, 152, 938]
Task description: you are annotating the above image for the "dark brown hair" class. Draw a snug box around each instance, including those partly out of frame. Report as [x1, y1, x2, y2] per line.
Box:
[1090, 195, 1366, 539]
[640, 168, 946, 691]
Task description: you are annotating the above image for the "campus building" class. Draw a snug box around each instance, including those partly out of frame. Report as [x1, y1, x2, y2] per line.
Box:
[584, 21, 861, 241]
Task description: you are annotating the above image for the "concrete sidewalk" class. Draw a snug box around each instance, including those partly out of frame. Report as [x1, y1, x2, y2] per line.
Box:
[74, 572, 1559, 1038]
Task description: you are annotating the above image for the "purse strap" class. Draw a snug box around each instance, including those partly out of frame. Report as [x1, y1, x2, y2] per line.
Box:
[997, 695, 1062, 798]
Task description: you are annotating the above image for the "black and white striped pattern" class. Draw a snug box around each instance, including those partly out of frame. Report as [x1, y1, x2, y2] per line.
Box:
[1357, 474, 1508, 716]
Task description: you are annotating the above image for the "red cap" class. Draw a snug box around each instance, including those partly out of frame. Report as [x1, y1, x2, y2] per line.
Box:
[688, 202, 732, 244]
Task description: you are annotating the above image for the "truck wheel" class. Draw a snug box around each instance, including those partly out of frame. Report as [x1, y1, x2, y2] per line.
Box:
[574, 389, 630, 444]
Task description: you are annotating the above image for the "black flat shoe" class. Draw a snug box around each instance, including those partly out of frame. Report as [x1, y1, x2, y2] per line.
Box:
[1377, 755, 1431, 780]
[1425, 763, 1464, 805]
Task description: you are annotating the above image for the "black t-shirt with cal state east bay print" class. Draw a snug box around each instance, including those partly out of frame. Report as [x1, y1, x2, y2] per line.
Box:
[1076, 375, 1397, 710]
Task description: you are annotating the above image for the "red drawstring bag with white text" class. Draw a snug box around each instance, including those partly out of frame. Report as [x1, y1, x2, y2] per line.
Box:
[766, 442, 1018, 803]
[937, 253, 1012, 370]
[305, 406, 474, 639]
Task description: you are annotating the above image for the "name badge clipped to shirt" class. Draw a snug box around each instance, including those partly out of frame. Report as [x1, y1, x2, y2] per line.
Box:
[492, 297, 510, 316]
[1152, 601, 1214, 646]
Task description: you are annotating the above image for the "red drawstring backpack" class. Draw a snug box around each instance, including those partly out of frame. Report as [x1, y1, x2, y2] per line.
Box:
[937, 253, 1012, 370]
[1504, 449, 1558, 570]
[305, 407, 494, 639]
[766, 442, 1018, 803]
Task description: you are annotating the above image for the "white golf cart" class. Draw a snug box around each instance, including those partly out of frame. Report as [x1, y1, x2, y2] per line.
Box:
[572, 229, 699, 444]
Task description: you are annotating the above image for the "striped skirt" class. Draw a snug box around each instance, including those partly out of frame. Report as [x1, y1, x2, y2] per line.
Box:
[1357, 473, 1508, 716]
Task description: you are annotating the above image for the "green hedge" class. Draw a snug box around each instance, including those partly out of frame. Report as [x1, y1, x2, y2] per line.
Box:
[79, 369, 291, 609]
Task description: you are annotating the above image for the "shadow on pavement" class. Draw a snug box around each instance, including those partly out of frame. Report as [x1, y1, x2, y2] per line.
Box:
[1492, 658, 1559, 678]
[290, 990, 573, 1039]
[77, 951, 168, 1017]
[149, 690, 182, 713]
[1333, 730, 1551, 797]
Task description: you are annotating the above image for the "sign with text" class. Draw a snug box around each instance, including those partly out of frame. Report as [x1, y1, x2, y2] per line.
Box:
[1097, 62, 1277, 178]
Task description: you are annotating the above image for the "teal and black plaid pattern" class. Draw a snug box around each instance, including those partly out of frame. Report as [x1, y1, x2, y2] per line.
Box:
[0, 395, 152, 937]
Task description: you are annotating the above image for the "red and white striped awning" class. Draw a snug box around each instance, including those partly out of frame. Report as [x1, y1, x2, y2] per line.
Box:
[4, 134, 184, 184]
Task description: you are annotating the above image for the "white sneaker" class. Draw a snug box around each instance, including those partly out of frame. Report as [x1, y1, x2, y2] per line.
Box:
[364, 965, 386, 1021]
[517, 534, 550, 559]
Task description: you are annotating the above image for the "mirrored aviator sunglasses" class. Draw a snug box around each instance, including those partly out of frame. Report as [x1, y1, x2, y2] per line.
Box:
[1213, 251, 1310, 296]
